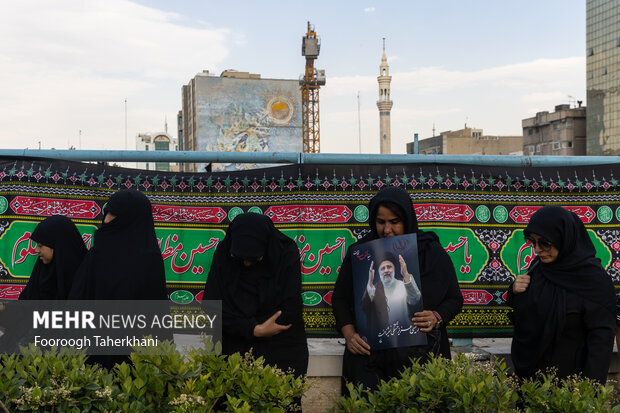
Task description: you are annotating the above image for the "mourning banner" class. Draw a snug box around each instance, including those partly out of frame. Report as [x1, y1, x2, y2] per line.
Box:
[0, 157, 619, 338]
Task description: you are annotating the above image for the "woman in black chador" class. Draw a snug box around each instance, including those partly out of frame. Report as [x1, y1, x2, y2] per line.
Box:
[203, 213, 308, 377]
[508, 206, 615, 383]
[19, 215, 87, 300]
[332, 186, 463, 391]
[69, 190, 167, 300]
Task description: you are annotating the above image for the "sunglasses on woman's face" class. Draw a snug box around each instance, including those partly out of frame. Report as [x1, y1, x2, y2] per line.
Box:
[524, 236, 553, 251]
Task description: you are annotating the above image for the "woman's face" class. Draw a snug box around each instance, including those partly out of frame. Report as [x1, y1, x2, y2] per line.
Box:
[375, 205, 405, 238]
[34, 243, 54, 264]
[527, 233, 559, 263]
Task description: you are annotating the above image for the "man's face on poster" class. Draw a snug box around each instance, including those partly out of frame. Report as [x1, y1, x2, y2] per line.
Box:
[379, 260, 395, 287]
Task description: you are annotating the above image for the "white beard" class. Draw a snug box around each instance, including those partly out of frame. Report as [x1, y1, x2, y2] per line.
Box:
[381, 272, 395, 289]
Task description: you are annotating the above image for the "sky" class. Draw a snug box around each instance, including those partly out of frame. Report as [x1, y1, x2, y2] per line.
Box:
[0, 0, 586, 155]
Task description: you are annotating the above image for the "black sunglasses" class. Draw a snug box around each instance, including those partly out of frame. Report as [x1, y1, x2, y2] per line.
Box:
[524, 236, 553, 251]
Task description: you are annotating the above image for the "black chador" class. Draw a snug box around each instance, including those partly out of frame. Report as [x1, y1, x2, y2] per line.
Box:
[69, 190, 167, 300]
[508, 206, 616, 383]
[203, 213, 308, 377]
[20, 215, 86, 300]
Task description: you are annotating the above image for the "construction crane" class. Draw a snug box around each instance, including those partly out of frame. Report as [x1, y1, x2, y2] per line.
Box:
[300, 21, 325, 153]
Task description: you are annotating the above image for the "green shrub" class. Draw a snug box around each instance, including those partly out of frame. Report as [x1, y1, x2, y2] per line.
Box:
[332, 354, 620, 413]
[0, 344, 116, 412]
[0, 339, 306, 412]
[519, 370, 620, 413]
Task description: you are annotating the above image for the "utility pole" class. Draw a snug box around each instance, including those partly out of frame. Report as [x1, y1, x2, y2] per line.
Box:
[357, 91, 362, 153]
[124, 98, 128, 150]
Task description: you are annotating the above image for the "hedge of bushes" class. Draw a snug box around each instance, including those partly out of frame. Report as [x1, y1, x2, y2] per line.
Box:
[333, 354, 620, 413]
[0, 340, 305, 412]
[0, 342, 618, 412]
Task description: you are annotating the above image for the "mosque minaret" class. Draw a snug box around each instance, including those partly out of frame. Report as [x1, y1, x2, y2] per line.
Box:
[377, 38, 393, 154]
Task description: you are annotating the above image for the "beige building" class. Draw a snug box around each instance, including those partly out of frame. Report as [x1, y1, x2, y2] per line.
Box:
[522, 104, 586, 156]
[407, 127, 522, 155]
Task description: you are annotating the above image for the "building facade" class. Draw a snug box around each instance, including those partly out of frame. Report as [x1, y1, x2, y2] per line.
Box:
[522, 104, 586, 156]
[135, 132, 178, 171]
[586, 0, 620, 155]
[407, 127, 522, 155]
[377, 40, 393, 154]
[179, 70, 302, 172]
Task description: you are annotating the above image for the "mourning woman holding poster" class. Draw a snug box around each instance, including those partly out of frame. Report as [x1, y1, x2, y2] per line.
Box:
[332, 187, 463, 391]
[508, 206, 615, 383]
[203, 213, 308, 378]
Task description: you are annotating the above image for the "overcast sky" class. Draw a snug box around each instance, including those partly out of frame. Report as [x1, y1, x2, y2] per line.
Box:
[0, 0, 586, 154]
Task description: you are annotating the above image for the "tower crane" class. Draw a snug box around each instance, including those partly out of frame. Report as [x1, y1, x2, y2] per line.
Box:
[300, 22, 325, 153]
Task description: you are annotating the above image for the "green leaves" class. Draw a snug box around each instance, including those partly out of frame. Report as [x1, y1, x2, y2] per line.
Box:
[0, 341, 305, 412]
[332, 354, 619, 413]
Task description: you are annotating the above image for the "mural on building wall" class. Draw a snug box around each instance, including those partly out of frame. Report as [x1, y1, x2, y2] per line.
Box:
[196, 77, 302, 171]
[1, 158, 620, 339]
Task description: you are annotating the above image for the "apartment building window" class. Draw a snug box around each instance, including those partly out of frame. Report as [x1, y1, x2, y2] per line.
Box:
[536, 144, 542, 153]
[562, 141, 573, 149]
[587, 47, 594, 56]
[552, 142, 561, 150]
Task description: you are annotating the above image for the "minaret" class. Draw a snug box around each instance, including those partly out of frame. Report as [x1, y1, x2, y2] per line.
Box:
[377, 38, 393, 154]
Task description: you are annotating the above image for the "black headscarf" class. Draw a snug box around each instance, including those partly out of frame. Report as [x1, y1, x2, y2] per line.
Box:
[69, 190, 167, 300]
[367, 186, 418, 239]
[511, 205, 616, 376]
[204, 213, 300, 323]
[19, 215, 86, 300]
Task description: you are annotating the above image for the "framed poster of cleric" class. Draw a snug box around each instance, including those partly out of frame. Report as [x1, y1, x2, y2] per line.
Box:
[351, 233, 426, 350]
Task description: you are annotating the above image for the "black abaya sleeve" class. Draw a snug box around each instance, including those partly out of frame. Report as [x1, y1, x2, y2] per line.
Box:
[332, 248, 356, 333]
[204, 258, 256, 342]
[582, 300, 615, 383]
[268, 245, 304, 327]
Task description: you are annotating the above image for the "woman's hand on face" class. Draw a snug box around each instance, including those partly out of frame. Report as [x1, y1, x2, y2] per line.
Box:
[513, 274, 531, 294]
[412, 310, 438, 332]
[253, 310, 292, 338]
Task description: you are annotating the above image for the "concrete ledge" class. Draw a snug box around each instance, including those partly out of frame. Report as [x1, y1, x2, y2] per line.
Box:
[307, 338, 344, 376]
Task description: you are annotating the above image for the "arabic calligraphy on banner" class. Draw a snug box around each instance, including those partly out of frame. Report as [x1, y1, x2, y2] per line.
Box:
[414, 204, 474, 222]
[157, 228, 223, 283]
[283, 229, 357, 283]
[265, 205, 352, 223]
[151, 204, 226, 223]
[3, 158, 620, 338]
[509, 205, 596, 224]
[10, 196, 101, 219]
